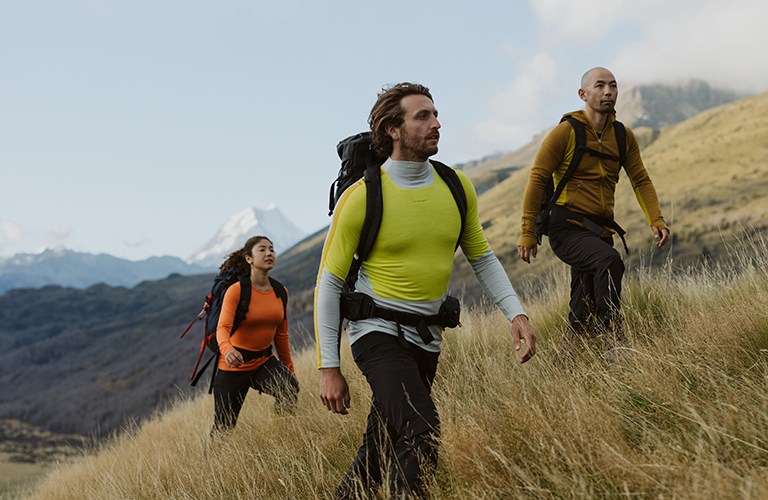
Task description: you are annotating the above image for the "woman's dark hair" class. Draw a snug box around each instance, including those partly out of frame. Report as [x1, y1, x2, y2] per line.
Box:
[368, 82, 433, 158]
[218, 235, 273, 275]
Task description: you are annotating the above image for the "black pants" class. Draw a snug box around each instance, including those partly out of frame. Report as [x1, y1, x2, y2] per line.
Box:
[337, 332, 440, 499]
[212, 355, 299, 431]
[548, 221, 625, 335]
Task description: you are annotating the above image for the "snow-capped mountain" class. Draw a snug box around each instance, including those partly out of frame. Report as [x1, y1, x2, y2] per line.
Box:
[0, 248, 211, 293]
[187, 205, 308, 268]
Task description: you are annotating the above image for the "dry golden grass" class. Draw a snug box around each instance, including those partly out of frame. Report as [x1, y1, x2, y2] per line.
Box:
[16, 232, 768, 499]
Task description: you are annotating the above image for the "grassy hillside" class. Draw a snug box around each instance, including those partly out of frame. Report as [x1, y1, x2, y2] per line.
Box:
[451, 91, 768, 301]
[2, 91, 766, 495]
[12, 232, 768, 499]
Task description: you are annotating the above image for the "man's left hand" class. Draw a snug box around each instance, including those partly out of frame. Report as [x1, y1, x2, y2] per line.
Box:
[511, 315, 536, 364]
[652, 226, 670, 247]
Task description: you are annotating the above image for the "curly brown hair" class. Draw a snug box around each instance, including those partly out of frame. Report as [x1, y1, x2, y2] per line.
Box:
[368, 82, 433, 158]
[218, 235, 273, 276]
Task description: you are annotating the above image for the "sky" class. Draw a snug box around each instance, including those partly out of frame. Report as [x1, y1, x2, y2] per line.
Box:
[1, 0, 766, 262]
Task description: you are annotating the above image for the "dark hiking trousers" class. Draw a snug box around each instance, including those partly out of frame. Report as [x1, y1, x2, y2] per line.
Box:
[336, 332, 440, 499]
[212, 355, 299, 431]
[548, 220, 625, 335]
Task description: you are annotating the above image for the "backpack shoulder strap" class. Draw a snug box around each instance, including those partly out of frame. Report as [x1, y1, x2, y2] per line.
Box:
[232, 276, 251, 334]
[344, 164, 382, 291]
[612, 120, 627, 166]
[548, 115, 587, 207]
[343, 160, 467, 290]
[268, 277, 288, 319]
[430, 160, 467, 249]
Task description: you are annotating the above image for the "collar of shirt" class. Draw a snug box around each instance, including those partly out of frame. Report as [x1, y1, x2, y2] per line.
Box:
[382, 158, 434, 188]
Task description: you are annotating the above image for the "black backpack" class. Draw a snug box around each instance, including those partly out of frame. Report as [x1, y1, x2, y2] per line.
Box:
[329, 131, 468, 291]
[179, 268, 287, 392]
[535, 115, 627, 245]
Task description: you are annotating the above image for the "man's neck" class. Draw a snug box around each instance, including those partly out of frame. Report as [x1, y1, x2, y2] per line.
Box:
[584, 108, 609, 135]
[390, 152, 429, 162]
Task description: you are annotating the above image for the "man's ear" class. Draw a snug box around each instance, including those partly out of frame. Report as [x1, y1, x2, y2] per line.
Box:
[578, 88, 586, 102]
[385, 123, 400, 142]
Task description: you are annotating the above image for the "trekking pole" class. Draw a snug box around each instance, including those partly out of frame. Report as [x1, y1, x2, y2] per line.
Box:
[178, 294, 212, 339]
[178, 307, 205, 339]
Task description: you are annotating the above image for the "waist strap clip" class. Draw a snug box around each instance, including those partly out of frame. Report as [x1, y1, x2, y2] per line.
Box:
[582, 216, 629, 254]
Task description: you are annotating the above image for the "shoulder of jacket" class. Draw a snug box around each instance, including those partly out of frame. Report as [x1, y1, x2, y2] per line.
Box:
[335, 175, 369, 210]
[223, 280, 244, 299]
[560, 110, 588, 124]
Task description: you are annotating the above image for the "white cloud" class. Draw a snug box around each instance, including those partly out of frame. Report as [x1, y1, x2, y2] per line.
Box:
[0, 220, 25, 243]
[530, 0, 767, 91]
[0, 221, 73, 256]
[611, 1, 768, 92]
[47, 225, 71, 247]
[473, 52, 560, 150]
[530, 0, 631, 45]
[473, 0, 766, 153]
[0, 220, 29, 255]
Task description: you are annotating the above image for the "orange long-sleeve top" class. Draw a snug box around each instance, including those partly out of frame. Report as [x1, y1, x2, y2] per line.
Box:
[216, 281, 294, 373]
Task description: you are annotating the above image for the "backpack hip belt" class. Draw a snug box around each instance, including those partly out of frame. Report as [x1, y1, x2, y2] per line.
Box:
[550, 205, 629, 254]
[237, 345, 274, 363]
[189, 345, 274, 387]
[340, 291, 460, 345]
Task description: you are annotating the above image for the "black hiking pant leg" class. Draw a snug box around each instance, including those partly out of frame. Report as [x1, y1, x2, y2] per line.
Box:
[549, 222, 625, 334]
[337, 332, 440, 499]
[569, 264, 596, 332]
[212, 369, 251, 432]
[336, 398, 394, 499]
[249, 355, 300, 415]
[212, 356, 299, 432]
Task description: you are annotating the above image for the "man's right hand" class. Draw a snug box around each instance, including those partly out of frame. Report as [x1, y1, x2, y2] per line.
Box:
[319, 367, 351, 415]
[517, 245, 538, 264]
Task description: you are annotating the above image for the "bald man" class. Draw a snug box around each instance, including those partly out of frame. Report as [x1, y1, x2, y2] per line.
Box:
[517, 67, 669, 357]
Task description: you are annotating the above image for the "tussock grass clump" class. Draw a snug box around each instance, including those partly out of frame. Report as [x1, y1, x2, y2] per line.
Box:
[18, 236, 768, 499]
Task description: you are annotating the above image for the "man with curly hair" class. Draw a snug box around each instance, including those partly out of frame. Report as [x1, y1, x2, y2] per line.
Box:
[315, 82, 536, 498]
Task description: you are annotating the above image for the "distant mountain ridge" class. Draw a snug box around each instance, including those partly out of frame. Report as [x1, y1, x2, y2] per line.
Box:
[0, 248, 211, 294]
[616, 79, 746, 129]
[0, 205, 307, 294]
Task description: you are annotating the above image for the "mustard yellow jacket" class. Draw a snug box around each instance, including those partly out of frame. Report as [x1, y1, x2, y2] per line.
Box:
[518, 110, 667, 248]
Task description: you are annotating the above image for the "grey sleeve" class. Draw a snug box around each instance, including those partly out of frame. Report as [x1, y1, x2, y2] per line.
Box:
[469, 250, 527, 321]
[316, 268, 345, 368]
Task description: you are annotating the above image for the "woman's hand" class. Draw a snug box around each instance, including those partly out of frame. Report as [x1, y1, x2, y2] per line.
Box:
[224, 348, 244, 368]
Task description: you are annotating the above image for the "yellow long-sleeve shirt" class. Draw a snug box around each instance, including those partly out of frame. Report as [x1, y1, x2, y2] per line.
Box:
[315, 158, 526, 368]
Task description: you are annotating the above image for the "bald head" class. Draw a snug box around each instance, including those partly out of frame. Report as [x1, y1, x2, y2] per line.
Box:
[581, 67, 615, 90]
[578, 67, 618, 118]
